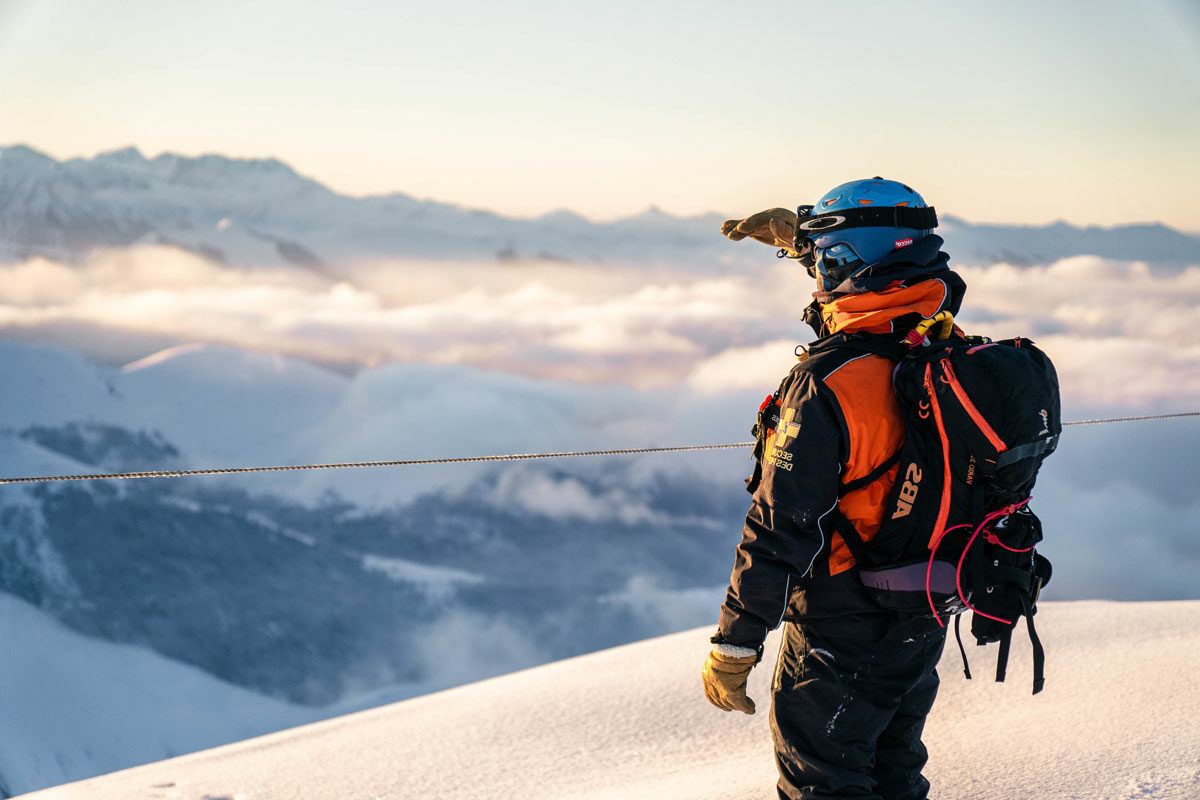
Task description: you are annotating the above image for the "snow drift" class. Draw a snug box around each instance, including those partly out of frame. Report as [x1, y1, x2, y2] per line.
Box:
[18, 600, 1200, 800]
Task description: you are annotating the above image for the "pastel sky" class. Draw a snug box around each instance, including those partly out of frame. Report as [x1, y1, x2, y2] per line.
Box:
[1, 0, 1197, 228]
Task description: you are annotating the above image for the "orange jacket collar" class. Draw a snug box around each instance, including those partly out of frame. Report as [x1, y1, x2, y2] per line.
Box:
[820, 280, 953, 336]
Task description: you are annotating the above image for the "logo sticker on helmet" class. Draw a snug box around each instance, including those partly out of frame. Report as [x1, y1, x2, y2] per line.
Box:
[894, 238, 914, 249]
[797, 214, 847, 233]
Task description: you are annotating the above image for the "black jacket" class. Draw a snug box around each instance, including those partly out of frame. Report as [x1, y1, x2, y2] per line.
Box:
[718, 244, 967, 646]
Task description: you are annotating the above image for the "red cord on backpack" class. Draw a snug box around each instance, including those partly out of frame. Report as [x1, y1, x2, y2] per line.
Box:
[985, 532, 1036, 553]
[925, 498, 1031, 627]
[953, 499, 1032, 626]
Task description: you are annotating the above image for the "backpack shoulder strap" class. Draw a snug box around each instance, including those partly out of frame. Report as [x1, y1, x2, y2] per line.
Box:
[825, 507, 873, 568]
[838, 449, 902, 497]
[808, 331, 911, 363]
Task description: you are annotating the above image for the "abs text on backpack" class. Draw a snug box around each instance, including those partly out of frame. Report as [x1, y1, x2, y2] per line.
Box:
[826, 329, 1061, 695]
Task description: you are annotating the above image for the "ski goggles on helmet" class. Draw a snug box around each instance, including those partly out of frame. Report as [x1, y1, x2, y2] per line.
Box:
[791, 203, 938, 279]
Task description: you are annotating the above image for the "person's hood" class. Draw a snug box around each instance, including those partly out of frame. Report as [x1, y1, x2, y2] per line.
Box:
[801, 235, 967, 338]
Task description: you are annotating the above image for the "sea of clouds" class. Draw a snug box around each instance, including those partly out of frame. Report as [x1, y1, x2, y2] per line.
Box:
[3, 246, 1198, 415]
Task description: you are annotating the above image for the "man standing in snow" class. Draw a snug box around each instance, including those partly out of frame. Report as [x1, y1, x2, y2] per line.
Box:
[702, 178, 965, 800]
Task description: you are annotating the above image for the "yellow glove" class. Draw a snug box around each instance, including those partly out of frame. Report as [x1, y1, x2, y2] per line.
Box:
[701, 642, 759, 715]
[720, 207, 798, 250]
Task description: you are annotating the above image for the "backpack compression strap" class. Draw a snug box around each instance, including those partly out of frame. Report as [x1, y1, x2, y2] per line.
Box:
[1027, 609, 1046, 695]
[995, 436, 1060, 468]
[994, 595, 1046, 695]
[954, 615, 973, 680]
[982, 566, 1047, 694]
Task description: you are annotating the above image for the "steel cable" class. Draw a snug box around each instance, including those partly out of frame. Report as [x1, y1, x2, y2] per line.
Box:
[1, 412, 1196, 486]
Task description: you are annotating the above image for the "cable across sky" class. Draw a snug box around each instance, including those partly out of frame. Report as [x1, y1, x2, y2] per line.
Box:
[1, 412, 1196, 486]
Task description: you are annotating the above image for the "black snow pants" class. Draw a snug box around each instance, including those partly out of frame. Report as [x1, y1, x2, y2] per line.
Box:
[770, 622, 947, 800]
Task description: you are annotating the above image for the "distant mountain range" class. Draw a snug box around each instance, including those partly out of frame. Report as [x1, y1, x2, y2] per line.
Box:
[2, 144, 1197, 270]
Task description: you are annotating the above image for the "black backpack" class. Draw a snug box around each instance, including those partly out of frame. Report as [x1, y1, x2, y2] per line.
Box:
[812, 320, 1060, 693]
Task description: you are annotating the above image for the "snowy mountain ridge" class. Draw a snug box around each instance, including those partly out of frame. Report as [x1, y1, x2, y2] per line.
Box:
[3, 144, 1198, 269]
[0, 144, 727, 269]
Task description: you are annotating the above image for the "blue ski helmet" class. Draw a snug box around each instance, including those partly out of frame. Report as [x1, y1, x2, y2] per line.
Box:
[796, 178, 937, 292]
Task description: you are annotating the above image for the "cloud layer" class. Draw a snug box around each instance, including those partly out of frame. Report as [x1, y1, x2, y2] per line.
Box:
[2, 249, 1198, 414]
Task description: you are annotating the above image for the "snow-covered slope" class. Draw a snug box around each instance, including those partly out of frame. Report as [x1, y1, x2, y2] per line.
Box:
[3, 144, 1197, 270]
[17, 600, 1200, 800]
[0, 594, 316, 798]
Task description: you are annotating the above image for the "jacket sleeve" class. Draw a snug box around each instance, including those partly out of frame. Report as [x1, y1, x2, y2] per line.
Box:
[718, 368, 847, 648]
